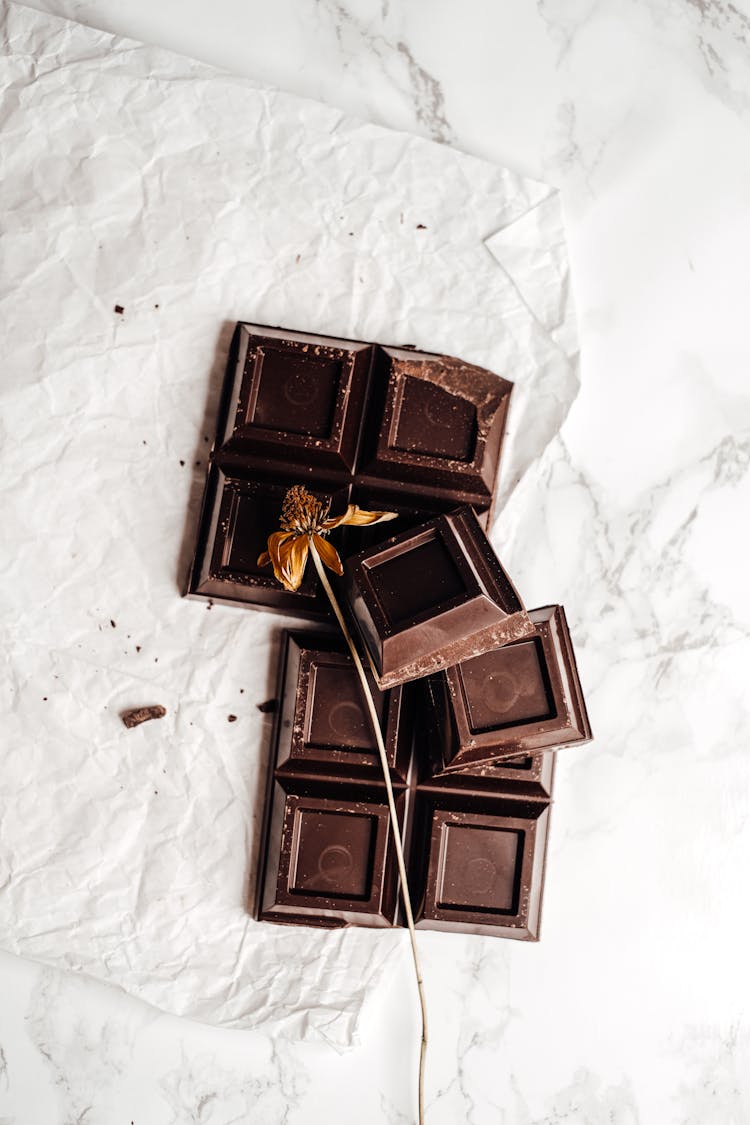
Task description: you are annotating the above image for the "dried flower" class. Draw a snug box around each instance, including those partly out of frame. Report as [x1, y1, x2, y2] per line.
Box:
[258, 482, 426, 1123]
[257, 484, 397, 592]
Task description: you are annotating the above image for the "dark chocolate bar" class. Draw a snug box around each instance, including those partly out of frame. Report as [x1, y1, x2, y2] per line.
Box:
[188, 324, 512, 618]
[425, 605, 592, 772]
[343, 506, 534, 689]
[256, 632, 552, 940]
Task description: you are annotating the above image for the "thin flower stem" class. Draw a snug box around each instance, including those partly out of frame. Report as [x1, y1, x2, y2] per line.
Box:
[310, 545, 427, 1125]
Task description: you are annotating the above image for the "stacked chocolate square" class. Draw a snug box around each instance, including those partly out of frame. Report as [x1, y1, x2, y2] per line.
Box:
[189, 324, 591, 940]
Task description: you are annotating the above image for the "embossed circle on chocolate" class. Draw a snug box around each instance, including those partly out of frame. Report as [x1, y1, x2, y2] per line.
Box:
[317, 844, 354, 883]
[392, 378, 476, 462]
[481, 673, 522, 714]
[282, 368, 319, 407]
[459, 639, 554, 733]
[250, 347, 341, 438]
[327, 700, 367, 742]
[307, 663, 381, 751]
[463, 856, 497, 895]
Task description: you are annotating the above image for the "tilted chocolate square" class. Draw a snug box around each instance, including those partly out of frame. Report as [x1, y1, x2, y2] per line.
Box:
[426, 605, 592, 772]
[343, 507, 534, 689]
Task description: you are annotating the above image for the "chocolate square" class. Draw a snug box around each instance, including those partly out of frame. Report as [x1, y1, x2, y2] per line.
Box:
[257, 785, 405, 928]
[344, 507, 534, 689]
[187, 469, 349, 618]
[416, 677, 556, 797]
[367, 531, 468, 629]
[459, 638, 554, 732]
[215, 324, 373, 474]
[438, 824, 522, 911]
[273, 633, 412, 783]
[290, 808, 376, 898]
[433, 605, 592, 772]
[356, 345, 512, 511]
[250, 347, 341, 438]
[412, 794, 549, 939]
[392, 377, 477, 462]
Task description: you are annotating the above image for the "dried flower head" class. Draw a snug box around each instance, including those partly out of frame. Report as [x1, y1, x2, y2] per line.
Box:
[258, 484, 397, 593]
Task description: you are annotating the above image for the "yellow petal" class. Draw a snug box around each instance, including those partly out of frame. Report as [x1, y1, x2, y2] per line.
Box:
[323, 504, 398, 529]
[312, 533, 344, 576]
[279, 534, 310, 592]
[257, 550, 271, 567]
[264, 530, 293, 586]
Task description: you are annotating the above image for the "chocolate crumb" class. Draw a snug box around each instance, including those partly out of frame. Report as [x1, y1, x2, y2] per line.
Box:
[136, 645, 141, 653]
[240, 688, 245, 694]
[179, 460, 185, 466]
[42, 697, 47, 701]
[227, 714, 238, 723]
[416, 224, 427, 230]
[110, 619, 116, 628]
[121, 705, 167, 729]
[256, 699, 278, 714]
[114, 304, 124, 314]
[154, 303, 160, 309]
[295, 254, 301, 264]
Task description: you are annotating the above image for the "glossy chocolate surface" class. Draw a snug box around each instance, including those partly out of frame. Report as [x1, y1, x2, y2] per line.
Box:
[426, 605, 592, 773]
[188, 324, 512, 618]
[255, 632, 553, 939]
[343, 507, 534, 688]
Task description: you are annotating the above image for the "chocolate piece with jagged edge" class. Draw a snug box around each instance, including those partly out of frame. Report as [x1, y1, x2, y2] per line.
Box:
[355, 345, 511, 514]
[255, 631, 553, 939]
[424, 605, 592, 773]
[342, 506, 534, 689]
[187, 324, 512, 618]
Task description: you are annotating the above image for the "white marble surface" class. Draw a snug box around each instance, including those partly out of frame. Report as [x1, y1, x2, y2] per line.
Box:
[4, 0, 750, 1122]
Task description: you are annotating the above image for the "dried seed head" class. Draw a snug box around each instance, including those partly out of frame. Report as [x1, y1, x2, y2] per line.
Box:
[280, 484, 330, 534]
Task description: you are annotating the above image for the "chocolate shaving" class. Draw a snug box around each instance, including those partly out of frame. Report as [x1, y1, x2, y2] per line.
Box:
[256, 699, 278, 714]
[121, 705, 167, 729]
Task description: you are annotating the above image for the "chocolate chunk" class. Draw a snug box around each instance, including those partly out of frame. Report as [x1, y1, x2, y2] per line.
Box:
[121, 705, 167, 729]
[426, 605, 592, 772]
[343, 507, 534, 689]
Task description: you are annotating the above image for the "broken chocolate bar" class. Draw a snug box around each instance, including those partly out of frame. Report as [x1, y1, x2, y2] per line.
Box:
[255, 632, 552, 940]
[188, 324, 512, 618]
[343, 506, 534, 689]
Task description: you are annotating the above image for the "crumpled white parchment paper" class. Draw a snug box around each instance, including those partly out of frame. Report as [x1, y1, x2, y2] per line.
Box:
[0, 0, 577, 1042]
